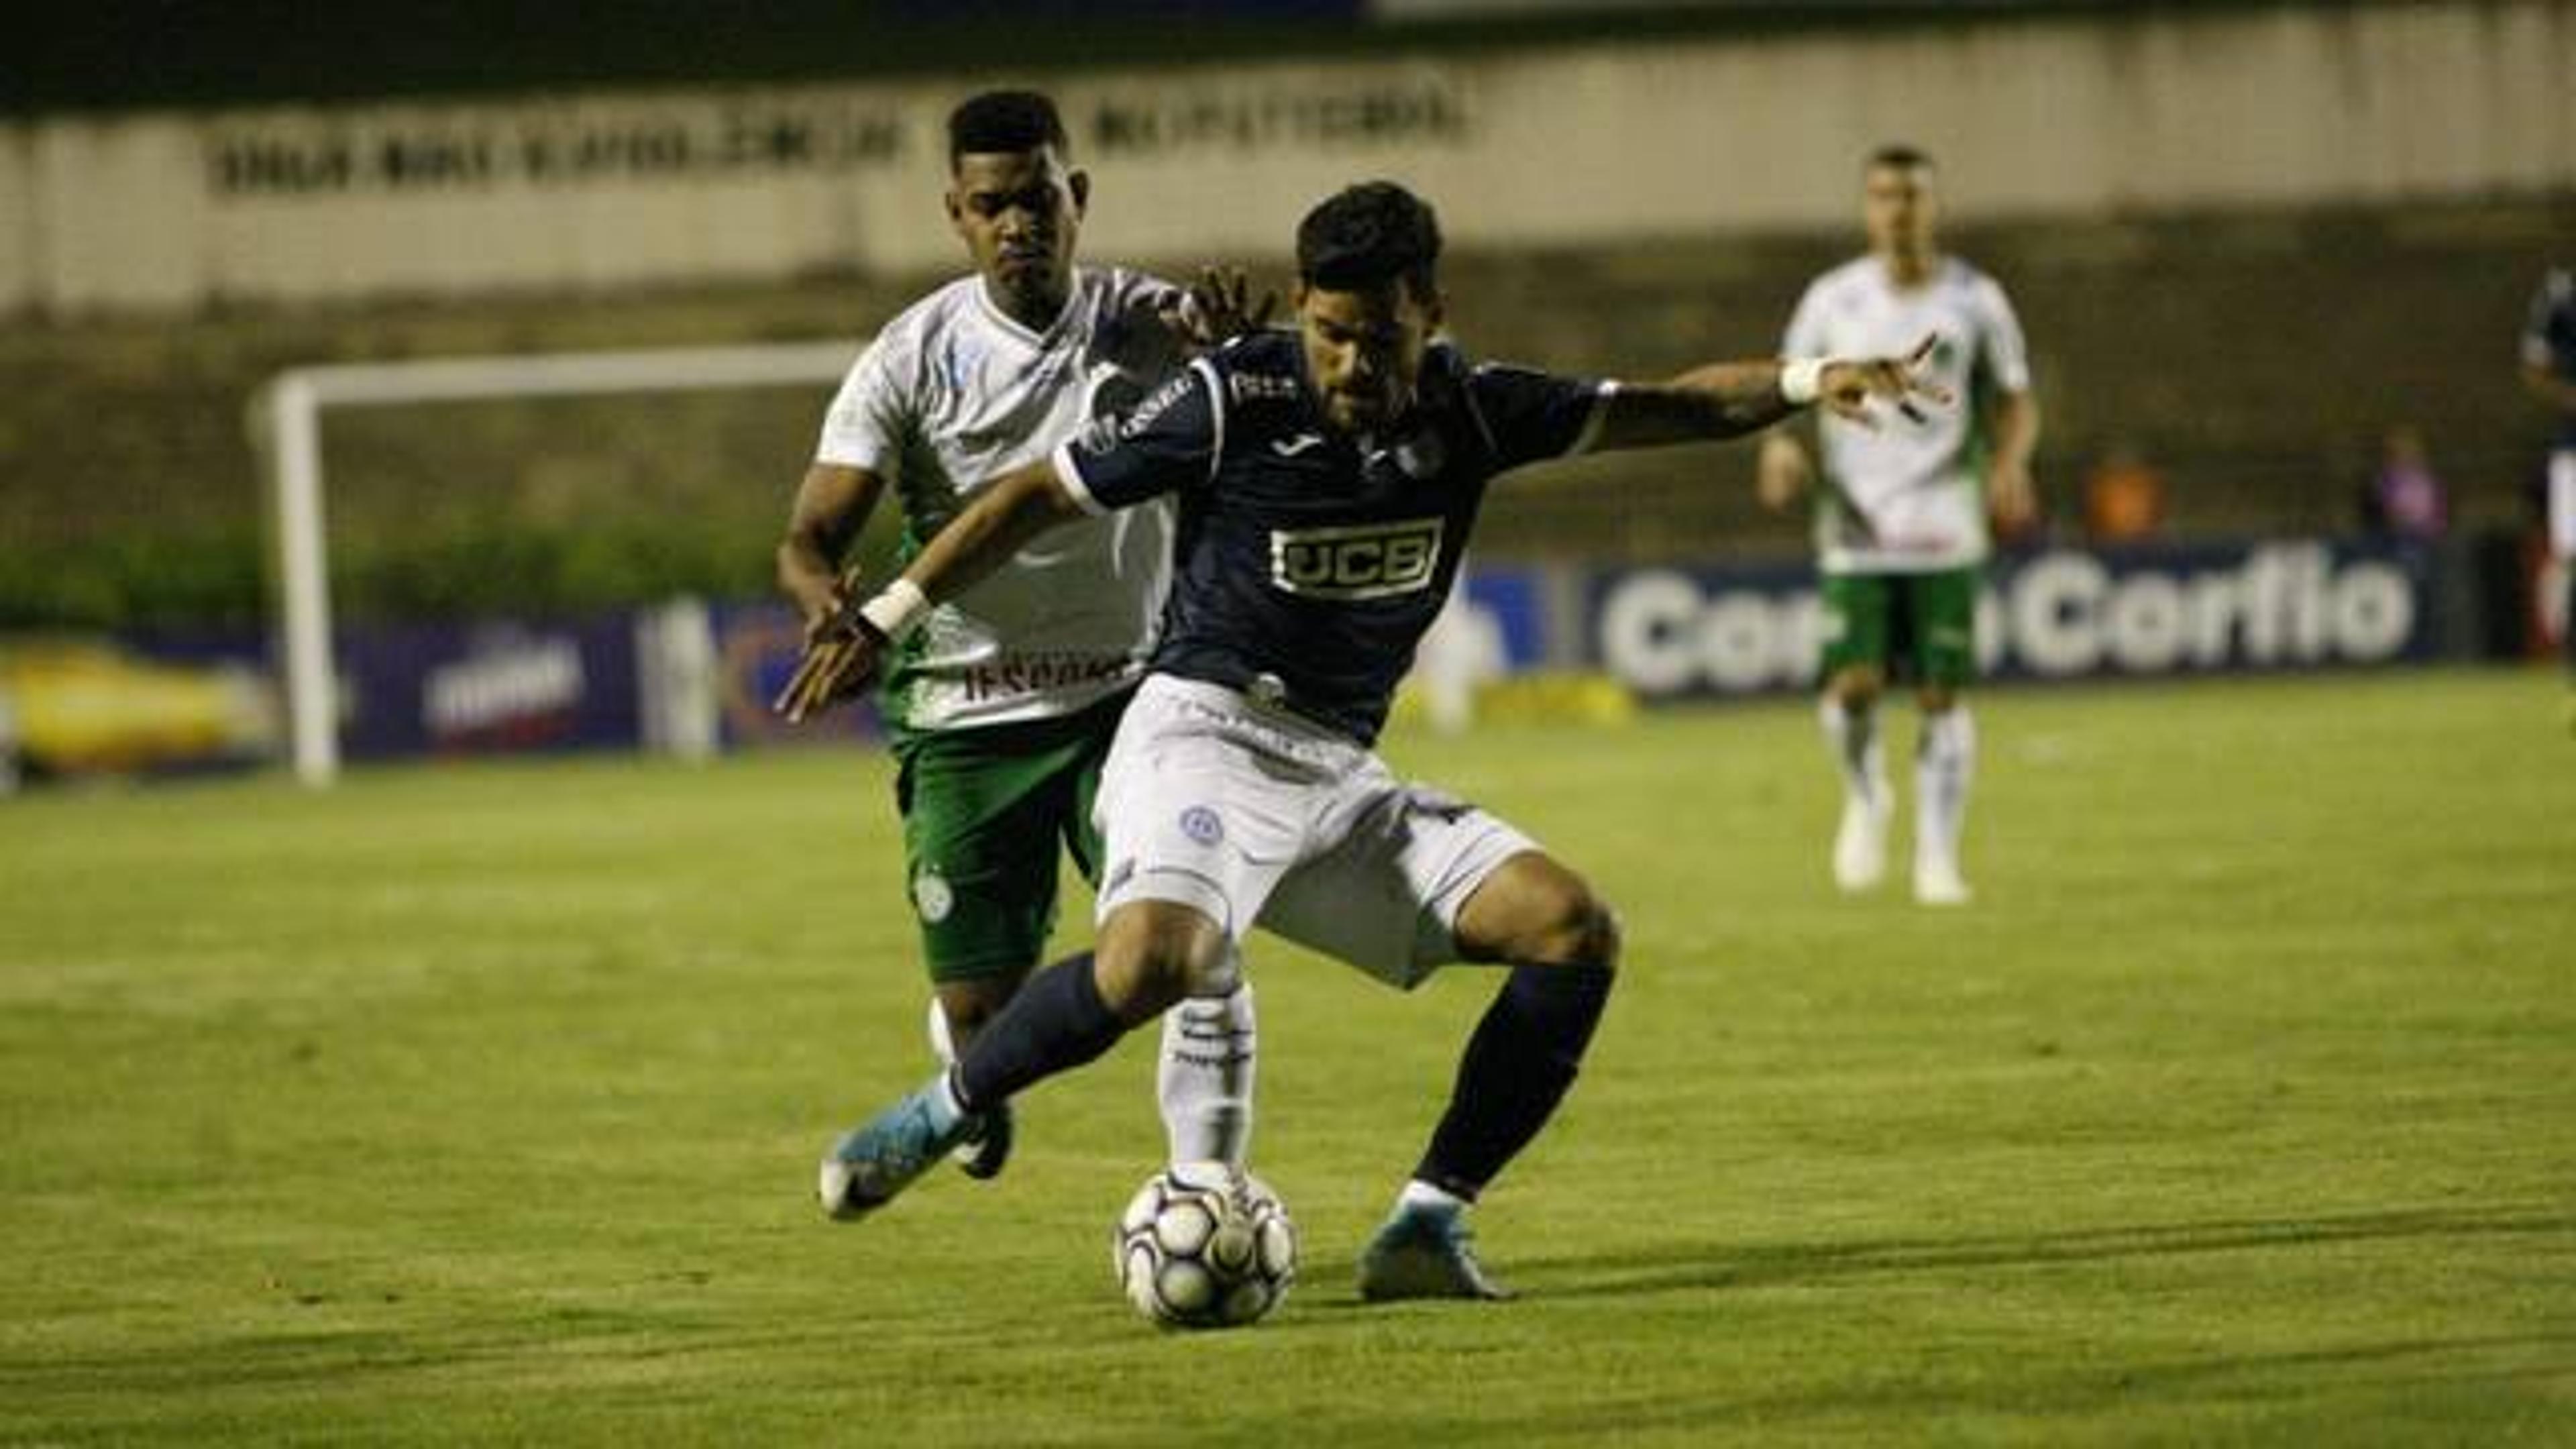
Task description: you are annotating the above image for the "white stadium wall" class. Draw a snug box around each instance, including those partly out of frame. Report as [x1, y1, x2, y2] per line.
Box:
[5, 1, 2572, 315]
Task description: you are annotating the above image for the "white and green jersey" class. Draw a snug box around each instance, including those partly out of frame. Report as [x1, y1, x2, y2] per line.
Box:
[817, 266, 1189, 733]
[1782, 255, 2031, 575]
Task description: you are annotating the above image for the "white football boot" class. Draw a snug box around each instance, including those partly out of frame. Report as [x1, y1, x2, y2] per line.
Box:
[1831, 794, 1892, 893]
[1913, 851, 1972, 907]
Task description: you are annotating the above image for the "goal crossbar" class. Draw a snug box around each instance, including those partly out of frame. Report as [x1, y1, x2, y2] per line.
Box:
[256, 339, 861, 786]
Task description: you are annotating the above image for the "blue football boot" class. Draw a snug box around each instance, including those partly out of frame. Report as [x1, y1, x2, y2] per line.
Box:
[817, 1080, 977, 1221]
[1355, 1206, 1515, 1301]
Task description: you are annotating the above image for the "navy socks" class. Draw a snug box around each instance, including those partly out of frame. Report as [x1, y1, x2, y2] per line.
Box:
[1415, 963, 1615, 1201]
[953, 951, 1130, 1112]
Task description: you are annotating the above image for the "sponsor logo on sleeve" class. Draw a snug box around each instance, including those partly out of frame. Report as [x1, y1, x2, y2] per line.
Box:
[1116, 372, 1197, 441]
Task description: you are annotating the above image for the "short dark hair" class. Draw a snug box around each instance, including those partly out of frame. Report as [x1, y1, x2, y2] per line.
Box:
[1295, 181, 1442, 299]
[948, 91, 1069, 168]
[1866, 143, 1935, 174]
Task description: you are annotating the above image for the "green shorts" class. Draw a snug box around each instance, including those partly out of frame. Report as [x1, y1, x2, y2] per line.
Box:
[1817, 568, 1980, 688]
[888, 691, 1127, 985]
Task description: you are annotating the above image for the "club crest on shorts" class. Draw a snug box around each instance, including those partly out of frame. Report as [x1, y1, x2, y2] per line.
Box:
[1179, 806, 1224, 845]
[912, 869, 955, 924]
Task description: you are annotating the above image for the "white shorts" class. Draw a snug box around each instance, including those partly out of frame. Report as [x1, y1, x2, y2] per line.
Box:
[1093, 674, 1540, 989]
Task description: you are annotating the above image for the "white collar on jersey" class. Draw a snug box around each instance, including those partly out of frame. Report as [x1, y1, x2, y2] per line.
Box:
[972, 270, 1088, 349]
[1872, 252, 1955, 296]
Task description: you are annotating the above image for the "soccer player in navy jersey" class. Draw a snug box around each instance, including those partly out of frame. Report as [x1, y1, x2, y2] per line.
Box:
[788, 180, 1945, 1300]
[2522, 266, 2576, 720]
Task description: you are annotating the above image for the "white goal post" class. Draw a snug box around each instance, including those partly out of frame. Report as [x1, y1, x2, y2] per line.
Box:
[256, 340, 861, 786]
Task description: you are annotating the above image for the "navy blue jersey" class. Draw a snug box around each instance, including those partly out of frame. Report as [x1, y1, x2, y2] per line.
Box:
[1053, 330, 1608, 743]
[2525, 268, 2576, 449]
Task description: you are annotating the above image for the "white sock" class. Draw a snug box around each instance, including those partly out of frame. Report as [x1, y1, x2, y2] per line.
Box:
[1819, 695, 1885, 810]
[1159, 981, 1256, 1168]
[1397, 1179, 1470, 1224]
[1916, 704, 1976, 868]
[924, 1068, 967, 1134]
[924, 996, 958, 1064]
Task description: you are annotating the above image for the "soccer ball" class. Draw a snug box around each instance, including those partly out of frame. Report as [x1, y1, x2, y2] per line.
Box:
[1112, 1161, 1297, 1330]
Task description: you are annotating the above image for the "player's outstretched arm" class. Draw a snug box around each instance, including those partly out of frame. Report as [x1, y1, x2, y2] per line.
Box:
[1593, 360, 1797, 451]
[903, 460, 1088, 604]
[773, 460, 1086, 721]
[1591, 337, 1951, 453]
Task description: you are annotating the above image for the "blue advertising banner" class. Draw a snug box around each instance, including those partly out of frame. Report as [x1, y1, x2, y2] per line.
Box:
[1457, 566, 1548, 670]
[1587, 540, 2438, 700]
[15, 537, 2445, 785]
[337, 617, 642, 759]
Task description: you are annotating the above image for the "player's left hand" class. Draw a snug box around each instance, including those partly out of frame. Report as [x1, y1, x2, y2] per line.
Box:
[1819, 335, 1951, 429]
[1161, 265, 1276, 348]
[773, 598, 890, 724]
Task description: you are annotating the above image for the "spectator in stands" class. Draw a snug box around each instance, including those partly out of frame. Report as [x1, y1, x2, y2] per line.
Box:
[2080, 443, 2165, 545]
[2359, 425, 2449, 545]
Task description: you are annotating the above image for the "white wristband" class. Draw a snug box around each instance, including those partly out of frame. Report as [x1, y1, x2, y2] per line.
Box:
[1780, 357, 1831, 406]
[859, 578, 930, 641]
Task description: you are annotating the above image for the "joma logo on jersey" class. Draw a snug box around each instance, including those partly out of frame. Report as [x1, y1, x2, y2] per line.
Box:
[1269, 519, 1445, 600]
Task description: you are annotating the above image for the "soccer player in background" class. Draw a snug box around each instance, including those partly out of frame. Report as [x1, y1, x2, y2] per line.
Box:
[1757, 144, 2039, 906]
[2520, 264, 2576, 722]
[775, 91, 1261, 1185]
[785, 180, 1945, 1299]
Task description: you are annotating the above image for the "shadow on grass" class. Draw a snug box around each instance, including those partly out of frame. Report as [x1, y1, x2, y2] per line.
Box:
[0, 1303, 732, 1398]
[1248, 1332, 2576, 1444]
[1258, 1205, 2576, 1437]
[1507, 1201, 2576, 1300]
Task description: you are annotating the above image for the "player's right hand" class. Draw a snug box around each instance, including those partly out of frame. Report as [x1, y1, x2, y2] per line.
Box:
[1163, 264, 1276, 347]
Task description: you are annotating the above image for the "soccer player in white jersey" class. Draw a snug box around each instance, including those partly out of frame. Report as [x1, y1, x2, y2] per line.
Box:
[790, 180, 1945, 1300]
[1757, 144, 2041, 906]
[775, 91, 1259, 1185]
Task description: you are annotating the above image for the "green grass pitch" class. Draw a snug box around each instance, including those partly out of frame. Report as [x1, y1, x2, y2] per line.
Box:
[3, 668, 2571, 1445]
